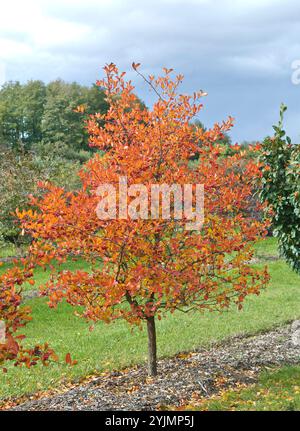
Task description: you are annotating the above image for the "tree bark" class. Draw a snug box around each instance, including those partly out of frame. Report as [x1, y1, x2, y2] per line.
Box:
[146, 315, 157, 377]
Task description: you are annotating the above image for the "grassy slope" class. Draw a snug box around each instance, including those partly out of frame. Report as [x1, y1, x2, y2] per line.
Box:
[0, 238, 299, 401]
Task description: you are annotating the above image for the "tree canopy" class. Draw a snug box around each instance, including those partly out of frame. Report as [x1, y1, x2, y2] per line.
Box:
[0, 80, 109, 161]
[6, 64, 269, 375]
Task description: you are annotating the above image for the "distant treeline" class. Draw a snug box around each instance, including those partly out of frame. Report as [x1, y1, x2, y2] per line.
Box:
[0, 80, 109, 162]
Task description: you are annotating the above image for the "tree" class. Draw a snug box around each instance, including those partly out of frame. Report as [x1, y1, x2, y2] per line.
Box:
[37, 80, 109, 162]
[0, 80, 46, 151]
[0, 149, 80, 249]
[22, 80, 46, 148]
[260, 104, 300, 273]
[0, 79, 109, 160]
[0, 81, 24, 150]
[15, 64, 268, 376]
[40, 80, 86, 159]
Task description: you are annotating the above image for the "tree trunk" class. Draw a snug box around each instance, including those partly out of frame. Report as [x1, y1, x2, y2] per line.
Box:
[146, 315, 157, 377]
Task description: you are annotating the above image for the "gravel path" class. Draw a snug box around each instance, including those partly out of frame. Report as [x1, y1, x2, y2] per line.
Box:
[9, 322, 300, 411]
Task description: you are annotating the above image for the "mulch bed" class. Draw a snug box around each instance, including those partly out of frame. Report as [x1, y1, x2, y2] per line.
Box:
[7, 322, 300, 411]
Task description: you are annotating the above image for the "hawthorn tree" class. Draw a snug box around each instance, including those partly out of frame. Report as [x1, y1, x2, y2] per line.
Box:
[11, 64, 269, 376]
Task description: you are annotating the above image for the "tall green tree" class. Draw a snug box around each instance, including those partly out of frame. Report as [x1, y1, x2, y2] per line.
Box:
[0, 79, 109, 160]
[39, 80, 84, 158]
[22, 80, 46, 147]
[38, 80, 109, 161]
[0, 80, 46, 150]
[0, 82, 24, 149]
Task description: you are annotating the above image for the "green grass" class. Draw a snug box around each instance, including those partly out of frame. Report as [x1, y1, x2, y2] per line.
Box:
[0, 238, 299, 401]
[194, 366, 300, 411]
[0, 258, 96, 293]
[0, 244, 19, 258]
[253, 236, 279, 259]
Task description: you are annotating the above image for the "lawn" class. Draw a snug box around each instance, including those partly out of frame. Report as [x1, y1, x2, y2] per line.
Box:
[193, 365, 300, 411]
[0, 244, 17, 259]
[0, 237, 299, 402]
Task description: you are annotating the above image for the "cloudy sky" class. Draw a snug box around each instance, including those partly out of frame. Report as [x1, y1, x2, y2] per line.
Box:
[1, 0, 300, 142]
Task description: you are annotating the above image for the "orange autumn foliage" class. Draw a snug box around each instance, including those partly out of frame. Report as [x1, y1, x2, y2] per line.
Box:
[1, 63, 269, 371]
[0, 258, 57, 368]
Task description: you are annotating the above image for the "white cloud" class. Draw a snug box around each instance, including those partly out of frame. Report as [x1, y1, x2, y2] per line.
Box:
[227, 54, 287, 76]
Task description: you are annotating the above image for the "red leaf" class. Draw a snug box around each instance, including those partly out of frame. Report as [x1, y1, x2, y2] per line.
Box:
[132, 62, 141, 71]
[6, 334, 19, 356]
[65, 352, 72, 365]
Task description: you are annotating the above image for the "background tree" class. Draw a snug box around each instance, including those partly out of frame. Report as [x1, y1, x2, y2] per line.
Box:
[22, 81, 46, 148]
[0, 81, 46, 151]
[0, 82, 24, 150]
[260, 104, 300, 273]
[38, 80, 109, 162]
[0, 79, 109, 160]
[0, 79, 109, 248]
[0, 148, 80, 250]
[16, 64, 269, 376]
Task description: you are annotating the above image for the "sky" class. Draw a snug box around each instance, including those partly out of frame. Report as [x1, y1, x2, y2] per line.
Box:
[1, 0, 300, 143]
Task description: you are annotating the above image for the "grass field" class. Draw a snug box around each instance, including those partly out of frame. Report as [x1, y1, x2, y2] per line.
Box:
[193, 365, 300, 411]
[0, 237, 299, 402]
